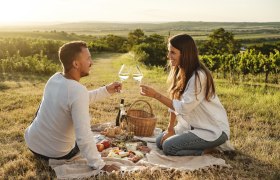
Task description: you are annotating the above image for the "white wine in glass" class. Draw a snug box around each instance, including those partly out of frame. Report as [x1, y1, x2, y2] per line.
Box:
[132, 73, 143, 82]
[119, 73, 129, 81]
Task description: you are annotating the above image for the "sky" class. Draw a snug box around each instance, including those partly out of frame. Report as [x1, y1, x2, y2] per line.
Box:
[0, 0, 279, 25]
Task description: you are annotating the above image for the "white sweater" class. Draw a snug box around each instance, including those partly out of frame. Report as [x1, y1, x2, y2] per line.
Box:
[171, 70, 230, 141]
[24, 73, 110, 169]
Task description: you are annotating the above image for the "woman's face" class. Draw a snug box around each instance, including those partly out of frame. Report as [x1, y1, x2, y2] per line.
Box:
[167, 43, 181, 67]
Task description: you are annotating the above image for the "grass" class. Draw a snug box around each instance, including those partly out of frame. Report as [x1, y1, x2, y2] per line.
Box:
[0, 53, 279, 179]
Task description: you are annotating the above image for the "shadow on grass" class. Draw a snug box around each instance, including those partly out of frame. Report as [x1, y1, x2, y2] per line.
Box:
[32, 157, 56, 179]
[216, 150, 280, 179]
[0, 83, 9, 90]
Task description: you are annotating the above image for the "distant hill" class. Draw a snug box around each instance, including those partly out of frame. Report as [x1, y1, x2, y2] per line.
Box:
[1, 21, 280, 33]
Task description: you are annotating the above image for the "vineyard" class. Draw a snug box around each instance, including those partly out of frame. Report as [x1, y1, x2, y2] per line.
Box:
[200, 50, 280, 83]
[0, 30, 279, 83]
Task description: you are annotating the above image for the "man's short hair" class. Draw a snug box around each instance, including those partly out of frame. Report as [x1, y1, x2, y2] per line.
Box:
[58, 41, 87, 72]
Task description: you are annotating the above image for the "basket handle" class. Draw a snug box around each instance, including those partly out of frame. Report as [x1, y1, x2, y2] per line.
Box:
[127, 99, 154, 115]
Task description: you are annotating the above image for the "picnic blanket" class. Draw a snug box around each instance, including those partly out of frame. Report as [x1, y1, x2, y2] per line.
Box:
[49, 127, 234, 179]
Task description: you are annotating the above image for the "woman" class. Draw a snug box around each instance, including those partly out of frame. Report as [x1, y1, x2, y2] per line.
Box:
[140, 34, 230, 156]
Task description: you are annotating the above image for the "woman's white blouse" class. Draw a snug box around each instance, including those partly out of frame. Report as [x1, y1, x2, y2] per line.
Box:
[171, 70, 230, 141]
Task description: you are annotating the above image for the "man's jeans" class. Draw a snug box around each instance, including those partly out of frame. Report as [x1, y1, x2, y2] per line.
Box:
[29, 143, 80, 161]
[156, 131, 228, 156]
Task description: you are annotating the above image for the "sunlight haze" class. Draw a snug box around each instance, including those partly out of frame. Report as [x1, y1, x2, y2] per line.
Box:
[0, 0, 279, 25]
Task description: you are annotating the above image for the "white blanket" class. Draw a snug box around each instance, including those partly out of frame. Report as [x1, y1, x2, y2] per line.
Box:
[49, 142, 231, 179]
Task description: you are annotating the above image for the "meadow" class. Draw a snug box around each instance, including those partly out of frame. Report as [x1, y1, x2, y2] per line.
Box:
[0, 53, 279, 179]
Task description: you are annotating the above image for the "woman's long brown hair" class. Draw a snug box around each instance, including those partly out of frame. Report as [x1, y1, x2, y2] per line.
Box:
[167, 34, 215, 101]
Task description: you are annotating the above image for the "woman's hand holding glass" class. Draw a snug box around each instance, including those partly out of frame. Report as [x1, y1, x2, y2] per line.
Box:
[140, 85, 158, 98]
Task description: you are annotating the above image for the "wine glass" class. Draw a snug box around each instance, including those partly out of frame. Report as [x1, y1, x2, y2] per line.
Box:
[118, 64, 130, 93]
[118, 64, 130, 82]
[132, 65, 143, 85]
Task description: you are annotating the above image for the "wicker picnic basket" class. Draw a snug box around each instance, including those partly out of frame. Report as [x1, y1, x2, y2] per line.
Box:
[126, 100, 157, 137]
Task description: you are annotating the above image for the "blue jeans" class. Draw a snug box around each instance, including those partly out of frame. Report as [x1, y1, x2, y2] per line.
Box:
[156, 131, 228, 156]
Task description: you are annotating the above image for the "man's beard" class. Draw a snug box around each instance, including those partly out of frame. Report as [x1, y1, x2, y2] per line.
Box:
[81, 66, 91, 77]
[81, 71, 89, 77]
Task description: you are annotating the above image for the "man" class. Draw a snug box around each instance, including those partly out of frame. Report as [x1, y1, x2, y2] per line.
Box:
[24, 41, 121, 172]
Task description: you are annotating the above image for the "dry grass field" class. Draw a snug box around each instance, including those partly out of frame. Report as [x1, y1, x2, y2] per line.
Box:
[0, 53, 279, 179]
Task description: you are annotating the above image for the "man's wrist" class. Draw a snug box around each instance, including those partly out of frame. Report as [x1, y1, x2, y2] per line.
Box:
[105, 85, 113, 95]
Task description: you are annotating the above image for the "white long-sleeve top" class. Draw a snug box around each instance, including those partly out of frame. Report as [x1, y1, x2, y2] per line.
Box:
[24, 73, 110, 170]
[171, 70, 230, 141]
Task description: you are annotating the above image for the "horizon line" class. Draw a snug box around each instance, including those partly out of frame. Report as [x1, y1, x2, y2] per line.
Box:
[1, 20, 280, 27]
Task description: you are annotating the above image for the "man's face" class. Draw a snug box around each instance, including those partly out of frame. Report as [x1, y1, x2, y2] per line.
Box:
[75, 47, 93, 77]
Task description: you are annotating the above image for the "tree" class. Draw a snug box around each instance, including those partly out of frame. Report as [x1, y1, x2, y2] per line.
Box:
[132, 34, 167, 66]
[88, 35, 128, 53]
[102, 34, 127, 52]
[199, 28, 241, 55]
[127, 29, 146, 50]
